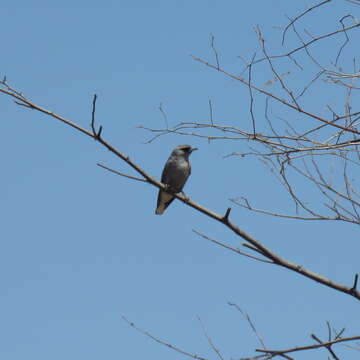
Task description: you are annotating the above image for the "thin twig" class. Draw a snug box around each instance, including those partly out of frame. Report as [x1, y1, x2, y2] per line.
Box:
[121, 316, 209, 360]
[208, 99, 214, 125]
[210, 33, 220, 70]
[228, 302, 267, 350]
[193, 229, 272, 263]
[256, 335, 360, 356]
[282, 0, 332, 45]
[97, 163, 147, 182]
[192, 56, 360, 136]
[158, 102, 168, 129]
[248, 52, 257, 136]
[198, 318, 225, 360]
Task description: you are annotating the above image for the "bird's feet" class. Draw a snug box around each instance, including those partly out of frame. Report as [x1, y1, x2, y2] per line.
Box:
[163, 184, 176, 193]
[180, 191, 190, 202]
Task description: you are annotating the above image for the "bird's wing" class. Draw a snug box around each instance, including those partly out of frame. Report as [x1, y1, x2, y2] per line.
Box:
[155, 157, 176, 214]
[160, 157, 175, 184]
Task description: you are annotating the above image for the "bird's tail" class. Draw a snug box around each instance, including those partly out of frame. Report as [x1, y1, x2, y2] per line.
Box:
[155, 191, 174, 215]
[155, 204, 165, 215]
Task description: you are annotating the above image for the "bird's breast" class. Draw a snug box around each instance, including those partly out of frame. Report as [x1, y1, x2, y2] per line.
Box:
[167, 159, 190, 192]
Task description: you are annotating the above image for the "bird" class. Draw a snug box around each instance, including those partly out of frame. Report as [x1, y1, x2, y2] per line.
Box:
[155, 144, 198, 215]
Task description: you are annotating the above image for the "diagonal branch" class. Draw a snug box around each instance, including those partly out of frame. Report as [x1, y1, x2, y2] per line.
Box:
[1, 82, 360, 302]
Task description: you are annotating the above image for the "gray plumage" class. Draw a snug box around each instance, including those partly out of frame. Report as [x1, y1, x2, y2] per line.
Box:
[155, 144, 197, 215]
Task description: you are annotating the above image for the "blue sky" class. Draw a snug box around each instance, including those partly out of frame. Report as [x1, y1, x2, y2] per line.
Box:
[1, 1, 360, 359]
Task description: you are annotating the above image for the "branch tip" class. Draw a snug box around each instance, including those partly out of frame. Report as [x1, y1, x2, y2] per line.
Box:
[91, 93, 102, 139]
[350, 273, 358, 293]
[222, 207, 232, 222]
[97, 125, 103, 139]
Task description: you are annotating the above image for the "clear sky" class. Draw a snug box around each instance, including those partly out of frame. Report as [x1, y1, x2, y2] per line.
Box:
[1, 1, 360, 359]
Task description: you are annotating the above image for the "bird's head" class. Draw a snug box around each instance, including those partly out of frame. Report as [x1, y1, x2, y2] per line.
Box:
[172, 144, 198, 159]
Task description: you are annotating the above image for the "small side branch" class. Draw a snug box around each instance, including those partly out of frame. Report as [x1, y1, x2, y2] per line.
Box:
[334, 14, 355, 66]
[158, 102, 168, 129]
[351, 273, 359, 293]
[121, 315, 209, 360]
[248, 52, 257, 136]
[310, 334, 340, 360]
[97, 163, 147, 182]
[256, 335, 360, 357]
[91, 94, 102, 139]
[228, 302, 267, 350]
[282, 0, 332, 45]
[198, 317, 225, 360]
[192, 230, 272, 263]
[208, 99, 214, 125]
[210, 33, 220, 70]
[222, 207, 232, 223]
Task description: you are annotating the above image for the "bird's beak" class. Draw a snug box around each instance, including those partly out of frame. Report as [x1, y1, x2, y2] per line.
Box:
[190, 147, 198, 153]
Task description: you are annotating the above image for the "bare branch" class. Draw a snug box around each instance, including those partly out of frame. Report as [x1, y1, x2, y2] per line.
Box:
[210, 33, 220, 70]
[4, 84, 360, 300]
[158, 102, 168, 129]
[228, 302, 267, 350]
[256, 26, 299, 108]
[91, 94, 102, 139]
[257, 20, 360, 64]
[256, 335, 360, 357]
[282, 0, 332, 45]
[96, 163, 147, 182]
[248, 52, 257, 136]
[121, 316, 209, 360]
[208, 99, 214, 125]
[193, 229, 272, 263]
[191, 56, 360, 136]
[198, 318, 225, 360]
[334, 14, 355, 66]
[311, 333, 340, 360]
